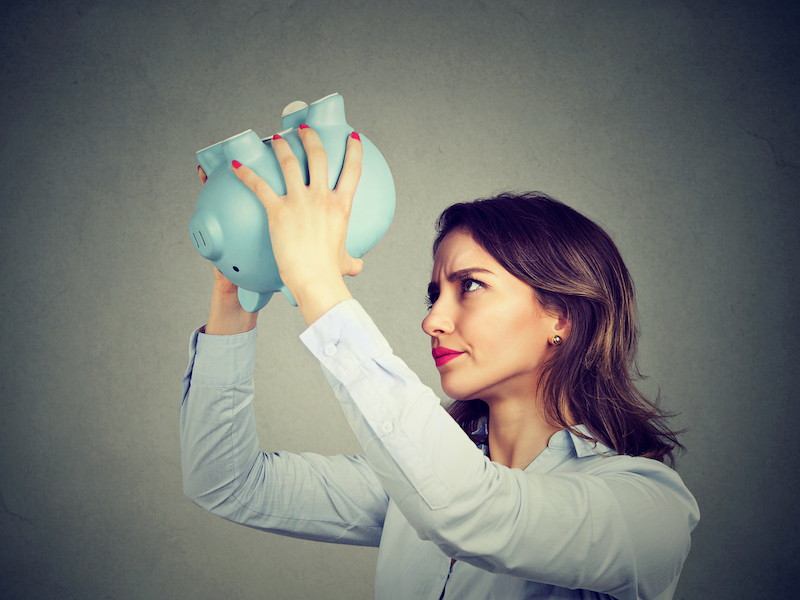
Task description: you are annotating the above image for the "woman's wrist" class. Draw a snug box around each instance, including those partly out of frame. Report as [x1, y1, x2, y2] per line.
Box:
[291, 276, 353, 327]
[205, 288, 258, 335]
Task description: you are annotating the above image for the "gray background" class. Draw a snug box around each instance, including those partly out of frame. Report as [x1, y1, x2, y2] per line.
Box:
[1, 0, 798, 598]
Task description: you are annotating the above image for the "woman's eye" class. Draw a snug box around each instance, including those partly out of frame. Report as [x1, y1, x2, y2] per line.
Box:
[462, 279, 483, 294]
[425, 293, 438, 309]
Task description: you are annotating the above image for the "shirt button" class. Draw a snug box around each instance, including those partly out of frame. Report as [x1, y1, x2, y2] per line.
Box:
[324, 343, 337, 356]
[381, 421, 393, 434]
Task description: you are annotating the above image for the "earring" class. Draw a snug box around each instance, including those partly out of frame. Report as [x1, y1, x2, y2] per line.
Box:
[552, 335, 562, 346]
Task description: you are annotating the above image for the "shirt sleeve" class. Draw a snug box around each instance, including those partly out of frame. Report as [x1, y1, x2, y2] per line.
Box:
[299, 300, 700, 599]
[180, 324, 389, 547]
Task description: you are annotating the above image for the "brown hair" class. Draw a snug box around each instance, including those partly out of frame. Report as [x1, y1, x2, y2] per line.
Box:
[433, 192, 684, 466]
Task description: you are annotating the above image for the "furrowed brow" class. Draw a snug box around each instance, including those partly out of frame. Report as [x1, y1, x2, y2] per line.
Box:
[446, 267, 494, 282]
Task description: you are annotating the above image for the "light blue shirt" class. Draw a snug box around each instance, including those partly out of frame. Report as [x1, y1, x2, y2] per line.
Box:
[181, 300, 699, 599]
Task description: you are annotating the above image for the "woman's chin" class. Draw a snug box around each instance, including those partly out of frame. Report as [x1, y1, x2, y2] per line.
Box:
[441, 381, 479, 402]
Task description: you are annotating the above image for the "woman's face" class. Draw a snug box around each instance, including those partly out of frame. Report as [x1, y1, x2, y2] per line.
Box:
[422, 230, 561, 403]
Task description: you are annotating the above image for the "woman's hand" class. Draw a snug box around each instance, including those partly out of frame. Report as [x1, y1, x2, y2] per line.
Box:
[232, 126, 363, 326]
[197, 166, 259, 335]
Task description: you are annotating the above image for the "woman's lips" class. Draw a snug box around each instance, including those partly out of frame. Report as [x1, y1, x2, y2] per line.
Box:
[432, 347, 464, 367]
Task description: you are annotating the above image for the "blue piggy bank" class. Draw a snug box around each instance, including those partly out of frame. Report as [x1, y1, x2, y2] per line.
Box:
[189, 93, 395, 313]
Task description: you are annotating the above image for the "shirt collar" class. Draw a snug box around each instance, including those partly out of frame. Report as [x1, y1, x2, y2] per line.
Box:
[565, 424, 616, 458]
[470, 418, 615, 460]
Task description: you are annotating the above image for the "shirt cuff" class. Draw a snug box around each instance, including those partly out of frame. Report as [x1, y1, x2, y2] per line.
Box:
[299, 300, 392, 382]
[191, 326, 258, 387]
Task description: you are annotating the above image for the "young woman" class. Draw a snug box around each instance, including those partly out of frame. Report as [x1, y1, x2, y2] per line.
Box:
[181, 126, 699, 599]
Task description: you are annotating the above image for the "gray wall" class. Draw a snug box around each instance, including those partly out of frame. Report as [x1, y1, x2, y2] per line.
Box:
[1, 0, 798, 598]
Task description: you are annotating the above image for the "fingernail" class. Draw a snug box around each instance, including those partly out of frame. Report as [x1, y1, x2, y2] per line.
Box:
[197, 165, 202, 172]
[298, 124, 309, 130]
[350, 131, 360, 141]
[272, 134, 282, 141]
[232, 160, 242, 169]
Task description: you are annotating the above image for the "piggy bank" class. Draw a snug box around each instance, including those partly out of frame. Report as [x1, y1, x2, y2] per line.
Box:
[189, 93, 395, 313]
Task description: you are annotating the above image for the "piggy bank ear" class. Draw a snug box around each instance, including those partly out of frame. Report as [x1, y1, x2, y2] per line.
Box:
[281, 100, 309, 130]
[238, 289, 273, 313]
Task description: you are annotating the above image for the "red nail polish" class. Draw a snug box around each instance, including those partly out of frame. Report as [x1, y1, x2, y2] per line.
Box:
[298, 124, 309, 130]
[350, 131, 360, 141]
[272, 134, 282, 141]
[232, 160, 242, 169]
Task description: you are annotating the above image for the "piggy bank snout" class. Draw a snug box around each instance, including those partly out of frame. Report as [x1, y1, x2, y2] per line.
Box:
[189, 211, 224, 261]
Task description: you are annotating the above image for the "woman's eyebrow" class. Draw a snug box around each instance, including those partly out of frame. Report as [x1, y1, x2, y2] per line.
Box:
[446, 267, 494, 282]
[428, 267, 495, 293]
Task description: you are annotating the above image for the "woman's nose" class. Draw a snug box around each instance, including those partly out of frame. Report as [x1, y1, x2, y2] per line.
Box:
[422, 300, 454, 337]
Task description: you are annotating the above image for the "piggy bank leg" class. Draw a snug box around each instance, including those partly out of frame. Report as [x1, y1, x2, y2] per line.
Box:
[238, 289, 273, 313]
[280, 286, 297, 307]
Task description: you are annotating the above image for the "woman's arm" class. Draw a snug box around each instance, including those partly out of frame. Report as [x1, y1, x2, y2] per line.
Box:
[179, 318, 389, 546]
[204, 268, 258, 336]
[179, 164, 388, 546]
[299, 300, 700, 599]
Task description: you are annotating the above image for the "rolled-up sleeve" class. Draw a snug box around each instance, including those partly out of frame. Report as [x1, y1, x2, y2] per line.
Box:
[180, 325, 389, 547]
[300, 300, 699, 599]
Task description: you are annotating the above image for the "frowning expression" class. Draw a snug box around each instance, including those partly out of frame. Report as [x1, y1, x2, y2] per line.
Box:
[421, 230, 559, 403]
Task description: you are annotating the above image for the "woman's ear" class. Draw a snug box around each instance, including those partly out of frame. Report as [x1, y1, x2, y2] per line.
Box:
[554, 313, 570, 339]
[547, 308, 570, 344]
[534, 291, 571, 343]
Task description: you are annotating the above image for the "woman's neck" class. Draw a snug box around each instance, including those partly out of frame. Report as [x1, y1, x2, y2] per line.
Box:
[485, 396, 562, 470]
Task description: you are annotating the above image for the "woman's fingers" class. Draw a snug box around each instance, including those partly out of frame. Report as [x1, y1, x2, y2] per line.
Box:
[297, 125, 329, 190]
[232, 161, 281, 212]
[198, 165, 208, 185]
[270, 134, 305, 197]
[344, 256, 364, 277]
[334, 132, 363, 210]
[231, 128, 360, 208]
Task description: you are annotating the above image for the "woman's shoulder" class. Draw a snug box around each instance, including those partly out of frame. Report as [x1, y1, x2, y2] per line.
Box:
[577, 451, 684, 483]
[572, 448, 698, 518]
[559, 426, 681, 475]
[554, 436, 700, 531]
[559, 427, 695, 498]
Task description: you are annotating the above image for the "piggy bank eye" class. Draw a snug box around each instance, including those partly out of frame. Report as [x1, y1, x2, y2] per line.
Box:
[233, 266, 240, 272]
